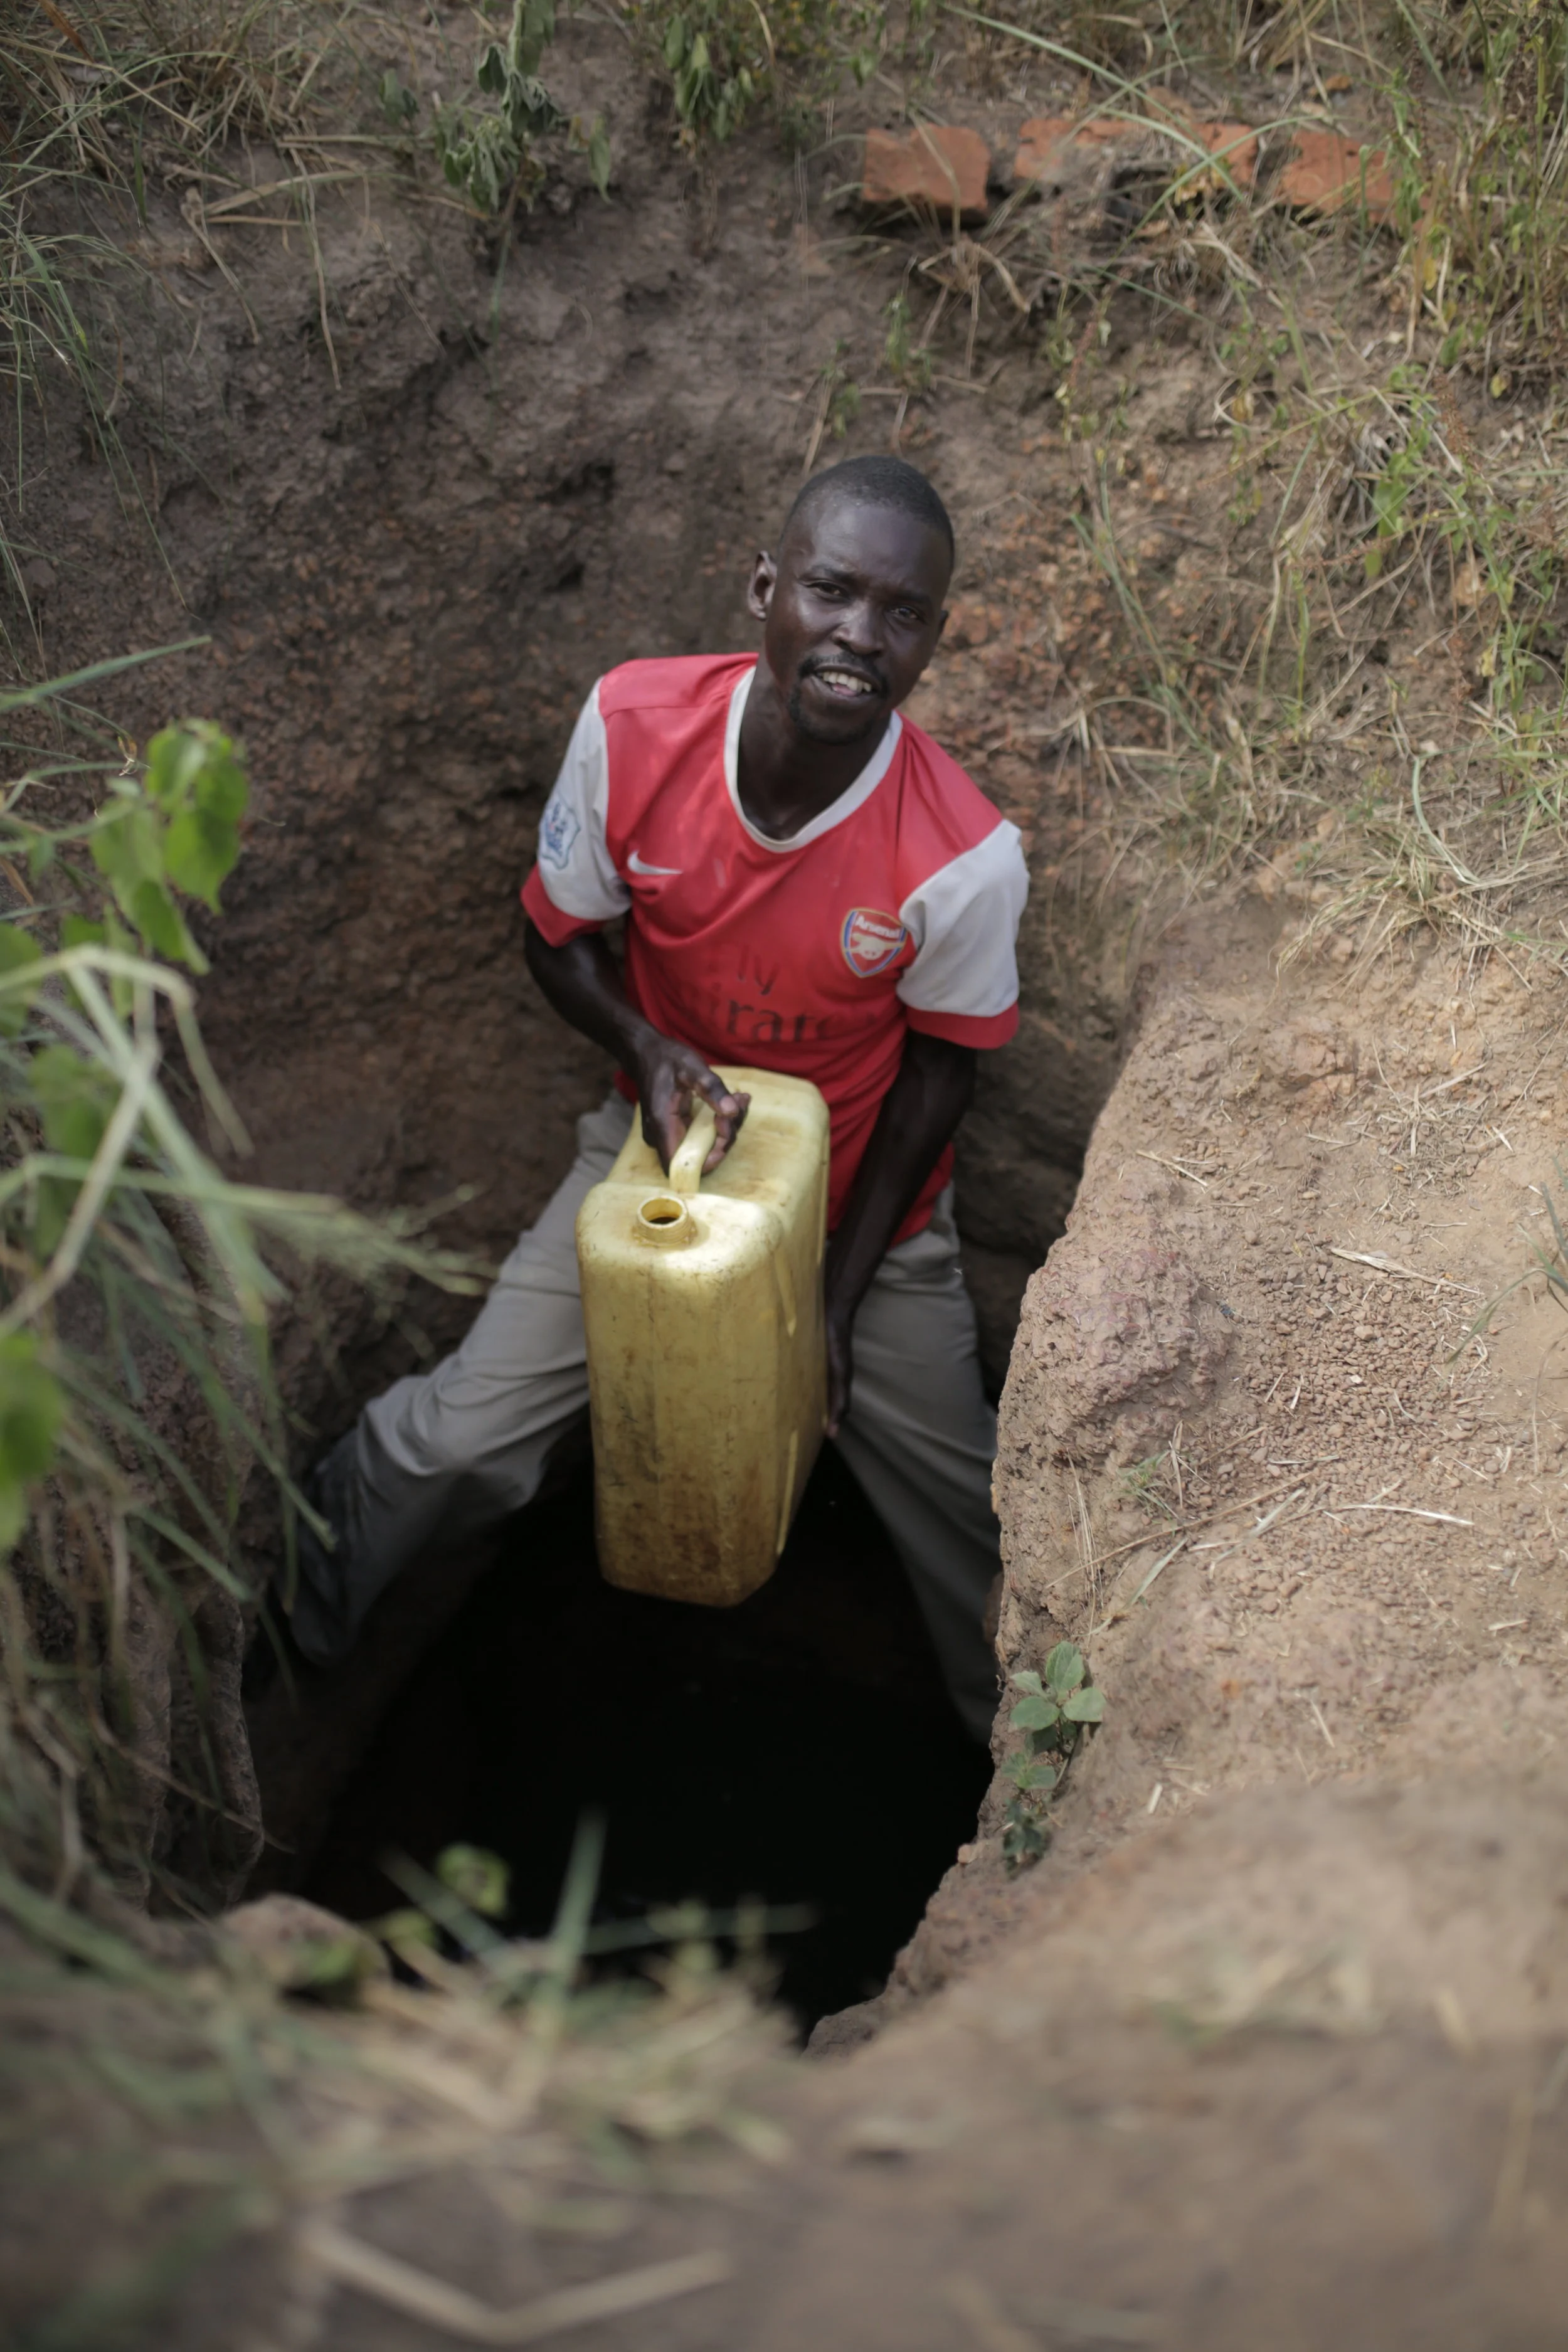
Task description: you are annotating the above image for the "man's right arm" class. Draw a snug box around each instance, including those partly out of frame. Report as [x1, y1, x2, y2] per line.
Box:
[523, 680, 746, 1175]
[523, 923, 747, 1176]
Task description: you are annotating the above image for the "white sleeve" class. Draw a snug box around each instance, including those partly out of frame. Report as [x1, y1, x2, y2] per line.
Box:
[896, 821, 1029, 1021]
[532, 681, 632, 924]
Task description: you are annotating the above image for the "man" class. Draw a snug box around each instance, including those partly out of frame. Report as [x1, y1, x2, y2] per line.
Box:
[287, 455, 1028, 1743]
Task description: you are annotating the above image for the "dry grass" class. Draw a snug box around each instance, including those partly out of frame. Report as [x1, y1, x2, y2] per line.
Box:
[0, 0, 438, 632]
[0, 1857, 788, 2348]
[861, 3, 1568, 975]
[2, 0, 366, 169]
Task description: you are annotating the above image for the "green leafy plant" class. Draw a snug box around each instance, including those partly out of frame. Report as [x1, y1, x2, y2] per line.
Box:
[1000, 1643, 1105, 1872]
[0, 657, 483, 1904]
[432, 0, 609, 213]
[1120, 1449, 1179, 1520]
[379, 66, 419, 129]
[657, 2, 761, 144]
[372, 1840, 511, 1964]
[625, 0, 883, 152]
[77, 720, 247, 975]
[1364, 423, 1432, 582]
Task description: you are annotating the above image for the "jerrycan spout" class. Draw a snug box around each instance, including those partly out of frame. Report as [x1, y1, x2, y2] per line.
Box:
[634, 1191, 695, 1248]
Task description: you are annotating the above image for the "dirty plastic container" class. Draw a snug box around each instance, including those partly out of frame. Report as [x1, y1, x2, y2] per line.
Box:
[575, 1065, 830, 1606]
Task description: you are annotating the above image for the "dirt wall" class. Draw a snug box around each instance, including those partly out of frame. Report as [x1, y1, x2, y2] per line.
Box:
[19, 20, 1119, 1436]
[12, 32, 1148, 1899]
[837, 869, 1568, 2030]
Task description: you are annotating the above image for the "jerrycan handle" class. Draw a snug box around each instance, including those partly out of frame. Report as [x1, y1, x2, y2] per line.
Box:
[669, 1101, 718, 1195]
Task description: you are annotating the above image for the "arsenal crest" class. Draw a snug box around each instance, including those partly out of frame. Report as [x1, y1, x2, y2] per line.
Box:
[840, 906, 909, 978]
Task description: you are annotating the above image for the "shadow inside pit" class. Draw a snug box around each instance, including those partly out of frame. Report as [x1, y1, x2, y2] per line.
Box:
[304, 1446, 993, 2035]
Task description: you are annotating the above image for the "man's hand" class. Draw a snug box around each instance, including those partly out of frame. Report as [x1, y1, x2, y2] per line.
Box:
[628, 1034, 750, 1176]
[524, 924, 749, 1177]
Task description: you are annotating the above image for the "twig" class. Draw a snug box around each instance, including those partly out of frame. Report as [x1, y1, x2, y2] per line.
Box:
[204, 171, 366, 219]
[1135, 1150, 1214, 1188]
[802, 368, 834, 475]
[1074, 1477, 1315, 1583]
[1070, 1464, 1101, 1614]
[1192, 1486, 1310, 1569]
[1326, 1246, 1483, 1295]
[298, 2226, 732, 2345]
[1130, 1535, 1185, 1606]
[179, 188, 261, 342]
[283, 141, 340, 389]
[1341, 1503, 1475, 1526]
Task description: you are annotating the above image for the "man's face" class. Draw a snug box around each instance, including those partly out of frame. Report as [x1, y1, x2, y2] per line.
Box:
[747, 498, 951, 748]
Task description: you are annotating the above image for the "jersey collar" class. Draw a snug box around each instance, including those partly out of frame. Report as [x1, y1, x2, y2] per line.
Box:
[723, 663, 903, 853]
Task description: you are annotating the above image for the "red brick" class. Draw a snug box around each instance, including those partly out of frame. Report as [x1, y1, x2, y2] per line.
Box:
[1016, 107, 1258, 191]
[1277, 128, 1396, 222]
[1013, 114, 1125, 184]
[862, 124, 990, 221]
[1194, 120, 1258, 189]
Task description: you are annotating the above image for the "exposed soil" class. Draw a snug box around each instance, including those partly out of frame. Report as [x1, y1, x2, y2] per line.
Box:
[15, 1766, 1568, 2350]
[9, 10, 1568, 2343]
[840, 874, 1568, 2037]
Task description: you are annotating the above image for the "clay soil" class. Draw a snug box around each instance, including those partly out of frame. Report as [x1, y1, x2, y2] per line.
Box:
[8, 8, 1568, 2344]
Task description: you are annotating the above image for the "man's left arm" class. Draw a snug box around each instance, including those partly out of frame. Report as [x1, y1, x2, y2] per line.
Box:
[822, 1032, 975, 1434]
[823, 813, 1029, 1433]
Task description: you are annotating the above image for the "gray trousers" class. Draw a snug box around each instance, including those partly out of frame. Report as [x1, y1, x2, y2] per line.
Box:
[294, 1097, 1002, 1741]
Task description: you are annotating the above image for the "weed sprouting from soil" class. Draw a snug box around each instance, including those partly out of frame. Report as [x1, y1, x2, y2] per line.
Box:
[1000, 1644, 1105, 1870]
[428, 0, 610, 214]
[621, 0, 884, 152]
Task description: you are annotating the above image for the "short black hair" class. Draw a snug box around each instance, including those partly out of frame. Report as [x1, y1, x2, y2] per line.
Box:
[780, 455, 955, 563]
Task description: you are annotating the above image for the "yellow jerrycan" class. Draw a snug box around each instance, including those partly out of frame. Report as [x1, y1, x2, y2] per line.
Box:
[575, 1065, 830, 1606]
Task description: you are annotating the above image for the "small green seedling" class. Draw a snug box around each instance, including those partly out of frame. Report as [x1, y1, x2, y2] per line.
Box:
[379, 70, 418, 129]
[1120, 1450, 1179, 1520]
[1000, 1641, 1105, 1873]
[437, 1842, 511, 1919]
[372, 1843, 512, 1973]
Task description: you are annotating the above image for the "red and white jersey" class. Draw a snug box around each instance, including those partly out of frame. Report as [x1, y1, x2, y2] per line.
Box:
[522, 654, 1027, 1240]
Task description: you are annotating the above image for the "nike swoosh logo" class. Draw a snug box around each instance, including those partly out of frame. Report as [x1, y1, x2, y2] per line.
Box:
[628, 850, 682, 876]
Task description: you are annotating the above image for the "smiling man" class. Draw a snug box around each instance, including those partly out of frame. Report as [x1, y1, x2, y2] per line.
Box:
[284, 456, 1028, 1741]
